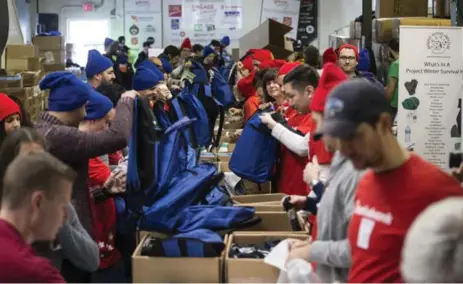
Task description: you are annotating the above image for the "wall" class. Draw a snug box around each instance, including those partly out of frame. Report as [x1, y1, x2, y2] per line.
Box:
[37, 0, 424, 51]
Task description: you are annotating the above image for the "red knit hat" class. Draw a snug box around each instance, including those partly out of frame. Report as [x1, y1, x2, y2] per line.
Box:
[258, 59, 286, 70]
[237, 72, 256, 98]
[180, 38, 192, 50]
[278, 62, 301, 76]
[338, 44, 359, 60]
[241, 56, 255, 72]
[310, 63, 348, 112]
[322, 48, 337, 65]
[0, 93, 20, 122]
[249, 49, 274, 63]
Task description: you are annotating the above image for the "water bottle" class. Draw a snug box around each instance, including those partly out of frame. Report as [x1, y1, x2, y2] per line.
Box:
[405, 125, 411, 143]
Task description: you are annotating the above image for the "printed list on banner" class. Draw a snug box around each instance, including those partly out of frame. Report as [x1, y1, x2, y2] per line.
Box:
[261, 0, 300, 39]
[164, 0, 243, 47]
[125, 0, 163, 50]
[397, 26, 463, 171]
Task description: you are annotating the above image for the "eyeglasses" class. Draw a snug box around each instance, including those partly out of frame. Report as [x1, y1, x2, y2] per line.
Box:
[339, 56, 357, 62]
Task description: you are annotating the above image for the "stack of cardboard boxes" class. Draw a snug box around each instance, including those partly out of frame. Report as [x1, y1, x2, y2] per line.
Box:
[32, 35, 66, 72]
[2, 44, 48, 122]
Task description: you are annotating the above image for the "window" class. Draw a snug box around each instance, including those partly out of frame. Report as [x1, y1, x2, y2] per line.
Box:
[67, 20, 110, 66]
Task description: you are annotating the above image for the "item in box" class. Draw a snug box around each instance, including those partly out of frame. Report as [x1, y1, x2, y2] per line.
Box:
[233, 179, 272, 195]
[21, 71, 44, 87]
[229, 240, 280, 259]
[141, 233, 226, 258]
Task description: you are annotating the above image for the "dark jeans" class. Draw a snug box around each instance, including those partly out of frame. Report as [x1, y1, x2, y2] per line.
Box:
[91, 259, 126, 283]
[115, 232, 137, 282]
[61, 259, 91, 283]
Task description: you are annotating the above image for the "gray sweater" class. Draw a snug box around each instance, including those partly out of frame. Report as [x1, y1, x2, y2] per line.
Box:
[310, 152, 365, 283]
[34, 203, 100, 272]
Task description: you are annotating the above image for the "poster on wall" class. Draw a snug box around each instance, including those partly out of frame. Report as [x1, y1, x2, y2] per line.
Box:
[397, 26, 463, 171]
[296, 0, 317, 45]
[260, 0, 300, 39]
[125, 0, 163, 50]
[163, 0, 243, 47]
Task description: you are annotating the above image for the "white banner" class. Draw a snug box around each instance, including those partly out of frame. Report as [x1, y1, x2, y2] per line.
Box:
[397, 26, 463, 170]
[260, 0, 300, 39]
[125, 0, 163, 50]
[163, 0, 243, 47]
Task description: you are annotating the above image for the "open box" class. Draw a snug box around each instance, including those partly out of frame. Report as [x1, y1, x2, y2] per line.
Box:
[225, 232, 309, 283]
[132, 232, 227, 283]
[232, 193, 285, 204]
[235, 203, 283, 212]
[234, 211, 308, 233]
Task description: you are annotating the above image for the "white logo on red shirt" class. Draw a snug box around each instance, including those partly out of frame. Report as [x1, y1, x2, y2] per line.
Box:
[354, 201, 393, 225]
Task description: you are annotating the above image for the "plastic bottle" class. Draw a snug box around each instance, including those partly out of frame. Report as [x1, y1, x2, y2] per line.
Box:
[405, 125, 411, 143]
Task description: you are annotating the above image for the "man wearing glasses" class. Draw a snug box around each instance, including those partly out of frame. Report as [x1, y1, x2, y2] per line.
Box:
[337, 44, 361, 78]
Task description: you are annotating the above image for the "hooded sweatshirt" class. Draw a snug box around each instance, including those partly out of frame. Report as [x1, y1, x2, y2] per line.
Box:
[310, 151, 365, 283]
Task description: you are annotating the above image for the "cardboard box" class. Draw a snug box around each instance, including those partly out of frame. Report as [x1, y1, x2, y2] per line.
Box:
[225, 233, 309, 283]
[375, 0, 428, 18]
[245, 211, 298, 231]
[32, 36, 65, 51]
[235, 203, 283, 212]
[44, 63, 66, 72]
[40, 51, 65, 63]
[232, 193, 284, 204]
[21, 71, 45, 87]
[132, 232, 226, 283]
[373, 17, 451, 43]
[239, 19, 294, 59]
[200, 152, 218, 163]
[6, 57, 44, 72]
[6, 44, 38, 59]
[217, 161, 231, 173]
[0, 76, 23, 89]
[234, 180, 273, 195]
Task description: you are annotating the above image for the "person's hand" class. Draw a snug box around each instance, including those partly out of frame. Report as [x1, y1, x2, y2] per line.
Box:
[104, 170, 126, 194]
[229, 108, 242, 116]
[260, 112, 277, 129]
[121, 90, 138, 99]
[156, 84, 173, 101]
[230, 129, 243, 140]
[281, 195, 307, 211]
[303, 156, 320, 185]
[451, 162, 463, 183]
[287, 239, 311, 262]
[259, 102, 273, 111]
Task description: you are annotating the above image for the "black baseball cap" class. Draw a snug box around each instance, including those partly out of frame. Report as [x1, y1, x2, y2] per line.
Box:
[314, 79, 390, 140]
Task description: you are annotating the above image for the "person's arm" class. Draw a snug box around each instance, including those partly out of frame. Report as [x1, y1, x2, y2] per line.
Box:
[271, 123, 309, 157]
[58, 204, 100, 272]
[308, 171, 360, 268]
[385, 62, 398, 102]
[44, 96, 134, 163]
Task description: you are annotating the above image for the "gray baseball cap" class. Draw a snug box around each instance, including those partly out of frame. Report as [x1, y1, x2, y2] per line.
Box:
[314, 79, 390, 140]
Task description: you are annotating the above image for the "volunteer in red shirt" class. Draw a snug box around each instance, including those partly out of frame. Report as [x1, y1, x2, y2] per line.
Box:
[238, 71, 260, 123]
[0, 152, 74, 282]
[260, 64, 317, 196]
[79, 89, 126, 282]
[316, 79, 463, 283]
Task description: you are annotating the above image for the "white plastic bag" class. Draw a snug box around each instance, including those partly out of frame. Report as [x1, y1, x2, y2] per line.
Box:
[277, 259, 322, 283]
[264, 240, 321, 283]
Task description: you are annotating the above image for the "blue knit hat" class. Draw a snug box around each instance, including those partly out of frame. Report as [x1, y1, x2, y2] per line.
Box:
[40, 71, 90, 112]
[220, 36, 230, 46]
[133, 67, 162, 91]
[85, 89, 113, 120]
[160, 57, 173, 74]
[203, 46, 216, 58]
[104, 38, 114, 49]
[138, 59, 164, 80]
[357, 48, 370, 72]
[85, 49, 114, 78]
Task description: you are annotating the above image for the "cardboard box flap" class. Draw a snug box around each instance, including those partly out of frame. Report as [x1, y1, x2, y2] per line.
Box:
[239, 19, 294, 59]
